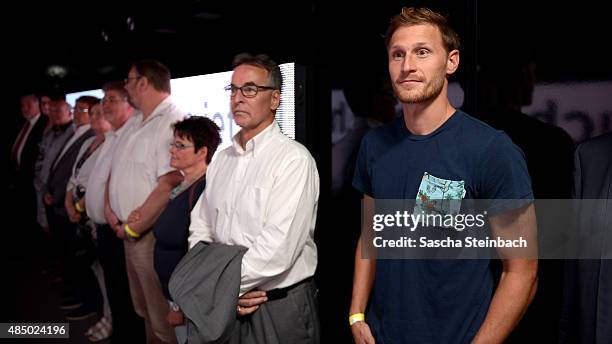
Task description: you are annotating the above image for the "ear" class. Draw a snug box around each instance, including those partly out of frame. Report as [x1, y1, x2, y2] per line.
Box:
[196, 146, 208, 162]
[270, 89, 280, 111]
[446, 49, 460, 75]
[137, 76, 148, 92]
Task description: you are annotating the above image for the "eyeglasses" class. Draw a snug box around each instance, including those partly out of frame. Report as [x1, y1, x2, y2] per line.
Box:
[169, 141, 194, 150]
[74, 107, 89, 113]
[124, 75, 142, 84]
[224, 84, 276, 98]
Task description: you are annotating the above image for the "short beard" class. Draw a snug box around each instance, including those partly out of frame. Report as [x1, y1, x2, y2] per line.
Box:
[395, 74, 446, 104]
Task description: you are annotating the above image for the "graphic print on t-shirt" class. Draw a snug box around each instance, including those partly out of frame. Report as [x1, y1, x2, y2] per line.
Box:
[415, 172, 466, 216]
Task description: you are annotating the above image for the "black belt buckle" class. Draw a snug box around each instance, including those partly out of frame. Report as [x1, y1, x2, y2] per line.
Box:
[265, 277, 312, 301]
[266, 288, 288, 301]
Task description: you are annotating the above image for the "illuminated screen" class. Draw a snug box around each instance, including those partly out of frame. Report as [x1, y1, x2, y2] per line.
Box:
[67, 63, 296, 152]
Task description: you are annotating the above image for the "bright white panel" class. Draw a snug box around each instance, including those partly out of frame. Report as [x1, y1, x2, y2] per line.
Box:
[67, 63, 296, 152]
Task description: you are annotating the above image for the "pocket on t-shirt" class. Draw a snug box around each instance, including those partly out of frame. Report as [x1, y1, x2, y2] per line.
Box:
[415, 172, 465, 216]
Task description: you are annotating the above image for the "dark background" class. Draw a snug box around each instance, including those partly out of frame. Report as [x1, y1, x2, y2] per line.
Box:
[5, 0, 611, 137]
[3, 0, 611, 342]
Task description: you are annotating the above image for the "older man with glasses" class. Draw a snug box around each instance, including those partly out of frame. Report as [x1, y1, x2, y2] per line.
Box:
[189, 53, 320, 343]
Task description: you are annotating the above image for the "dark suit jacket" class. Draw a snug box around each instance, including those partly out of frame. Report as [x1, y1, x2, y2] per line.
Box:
[560, 132, 612, 344]
[46, 128, 94, 216]
[14, 115, 49, 187]
[11, 115, 49, 216]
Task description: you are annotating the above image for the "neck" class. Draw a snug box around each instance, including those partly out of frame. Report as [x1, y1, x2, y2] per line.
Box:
[238, 117, 274, 149]
[182, 163, 207, 184]
[24, 113, 39, 121]
[402, 87, 455, 135]
[54, 119, 71, 128]
[112, 113, 132, 131]
[140, 93, 169, 121]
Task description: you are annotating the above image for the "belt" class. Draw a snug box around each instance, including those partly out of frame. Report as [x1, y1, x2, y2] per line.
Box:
[266, 277, 314, 301]
[94, 223, 111, 230]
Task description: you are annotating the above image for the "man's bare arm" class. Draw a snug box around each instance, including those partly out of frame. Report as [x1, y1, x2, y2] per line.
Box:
[104, 177, 121, 232]
[350, 194, 377, 344]
[64, 188, 80, 223]
[125, 170, 183, 234]
[472, 203, 538, 343]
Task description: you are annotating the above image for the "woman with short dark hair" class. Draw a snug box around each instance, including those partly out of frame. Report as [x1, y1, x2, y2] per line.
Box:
[149, 116, 220, 343]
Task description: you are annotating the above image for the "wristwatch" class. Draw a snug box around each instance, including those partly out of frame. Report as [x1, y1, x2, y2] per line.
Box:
[168, 300, 180, 312]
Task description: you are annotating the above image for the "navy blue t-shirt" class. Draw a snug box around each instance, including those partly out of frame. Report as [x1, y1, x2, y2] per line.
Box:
[353, 110, 533, 343]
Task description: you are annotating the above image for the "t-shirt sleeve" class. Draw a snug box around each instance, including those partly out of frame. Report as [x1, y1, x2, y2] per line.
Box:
[352, 134, 373, 197]
[479, 132, 533, 214]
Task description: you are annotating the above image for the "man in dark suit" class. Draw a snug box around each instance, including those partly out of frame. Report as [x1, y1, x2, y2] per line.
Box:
[12, 95, 49, 185]
[11, 94, 49, 216]
[7, 94, 50, 265]
[44, 96, 98, 320]
[44, 96, 96, 223]
[560, 132, 612, 344]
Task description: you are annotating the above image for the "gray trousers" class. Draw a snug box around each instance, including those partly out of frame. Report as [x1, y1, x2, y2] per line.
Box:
[175, 323, 187, 344]
[267, 279, 320, 343]
[231, 279, 320, 344]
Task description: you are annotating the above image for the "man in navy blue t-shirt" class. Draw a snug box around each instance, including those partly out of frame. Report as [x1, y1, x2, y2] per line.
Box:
[349, 7, 538, 344]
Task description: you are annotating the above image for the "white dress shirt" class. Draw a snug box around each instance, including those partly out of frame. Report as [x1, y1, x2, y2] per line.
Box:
[189, 121, 320, 295]
[109, 97, 185, 222]
[85, 122, 133, 224]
